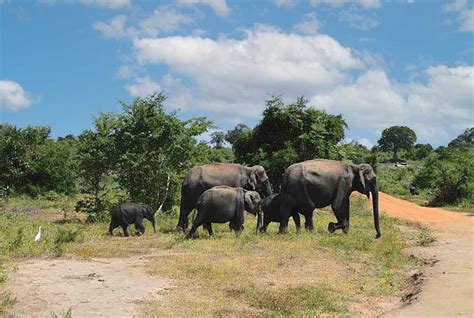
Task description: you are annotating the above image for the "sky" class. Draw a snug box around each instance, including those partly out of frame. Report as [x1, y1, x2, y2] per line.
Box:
[1, 0, 473, 148]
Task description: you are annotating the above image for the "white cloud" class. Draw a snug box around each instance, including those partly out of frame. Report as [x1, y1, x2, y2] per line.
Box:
[94, 15, 137, 39]
[309, 0, 381, 9]
[78, 0, 130, 9]
[444, 0, 474, 32]
[94, 6, 193, 39]
[124, 76, 161, 97]
[294, 12, 320, 35]
[139, 6, 193, 37]
[356, 138, 373, 149]
[132, 26, 362, 122]
[0, 80, 33, 111]
[311, 66, 474, 143]
[339, 8, 378, 30]
[273, 0, 296, 8]
[176, 0, 231, 17]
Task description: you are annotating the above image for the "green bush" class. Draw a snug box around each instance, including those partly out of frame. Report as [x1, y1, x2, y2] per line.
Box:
[414, 148, 473, 206]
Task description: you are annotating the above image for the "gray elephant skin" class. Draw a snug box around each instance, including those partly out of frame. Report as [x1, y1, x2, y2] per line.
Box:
[260, 193, 301, 233]
[186, 186, 262, 239]
[109, 203, 156, 237]
[177, 163, 272, 231]
[280, 159, 381, 238]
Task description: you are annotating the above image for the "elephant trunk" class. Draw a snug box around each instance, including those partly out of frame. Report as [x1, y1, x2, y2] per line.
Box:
[372, 184, 381, 239]
[264, 181, 273, 197]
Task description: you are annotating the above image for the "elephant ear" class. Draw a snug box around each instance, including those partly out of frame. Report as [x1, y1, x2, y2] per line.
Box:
[359, 166, 367, 191]
[232, 188, 245, 230]
[247, 169, 258, 190]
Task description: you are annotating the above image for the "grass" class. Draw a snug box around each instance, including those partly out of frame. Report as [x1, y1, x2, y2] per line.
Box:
[0, 195, 427, 316]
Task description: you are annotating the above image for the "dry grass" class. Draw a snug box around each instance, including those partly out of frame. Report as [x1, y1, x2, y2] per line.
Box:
[0, 196, 425, 317]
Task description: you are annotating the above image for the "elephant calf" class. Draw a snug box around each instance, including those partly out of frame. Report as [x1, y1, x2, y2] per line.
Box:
[186, 186, 262, 239]
[260, 193, 301, 232]
[109, 203, 156, 237]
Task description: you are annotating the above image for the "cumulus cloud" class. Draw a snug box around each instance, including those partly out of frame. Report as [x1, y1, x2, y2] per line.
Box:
[0, 80, 34, 111]
[176, 0, 231, 17]
[132, 26, 362, 122]
[311, 66, 474, 143]
[124, 76, 161, 97]
[309, 0, 381, 9]
[294, 12, 321, 35]
[444, 0, 474, 32]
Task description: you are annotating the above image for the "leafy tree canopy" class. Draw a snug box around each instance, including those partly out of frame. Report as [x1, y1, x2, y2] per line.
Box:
[378, 126, 417, 161]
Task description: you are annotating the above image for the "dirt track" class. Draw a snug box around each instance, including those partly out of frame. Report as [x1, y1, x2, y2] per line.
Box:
[376, 193, 474, 318]
[5, 193, 474, 317]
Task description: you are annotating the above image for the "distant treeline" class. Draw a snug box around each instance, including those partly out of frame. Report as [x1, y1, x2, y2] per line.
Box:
[1, 93, 472, 218]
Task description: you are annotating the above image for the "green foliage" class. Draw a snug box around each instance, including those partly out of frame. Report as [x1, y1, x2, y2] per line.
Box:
[448, 127, 473, 150]
[338, 141, 371, 164]
[378, 126, 417, 161]
[210, 131, 226, 149]
[377, 167, 416, 197]
[409, 143, 433, 160]
[414, 148, 474, 205]
[226, 96, 346, 186]
[0, 125, 77, 198]
[112, 93, 212, 210]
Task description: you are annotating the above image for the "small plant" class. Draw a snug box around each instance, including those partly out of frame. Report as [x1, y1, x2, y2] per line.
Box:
[51, 228, 82, 257]
[7, 228, 24, 252]
[418, 226, 436, 247]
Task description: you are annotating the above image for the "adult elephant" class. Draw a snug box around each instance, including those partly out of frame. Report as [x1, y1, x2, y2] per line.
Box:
[176, 163, 272, 231]
[280, 159, 381, 238]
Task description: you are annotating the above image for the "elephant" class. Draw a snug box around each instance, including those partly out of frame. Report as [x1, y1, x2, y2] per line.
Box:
[279, 159, 381, 238]
[186, 186, 262, 239]
[177, 163, 272, 231]
[260, 193, 302, 233]
[109, 203, 156, 237]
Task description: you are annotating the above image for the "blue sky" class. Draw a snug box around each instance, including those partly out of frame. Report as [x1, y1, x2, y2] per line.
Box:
[1, 0, 473, 147]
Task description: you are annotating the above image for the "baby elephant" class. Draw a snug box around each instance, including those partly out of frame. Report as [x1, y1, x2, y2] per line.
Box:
[186, 186, 262, 239]
[260, 193, 301, 233]
[109, 203, 156, 237]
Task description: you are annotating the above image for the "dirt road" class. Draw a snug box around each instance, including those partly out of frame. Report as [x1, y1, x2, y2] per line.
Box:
[6, 255, 173, 317]
[5, 193, 474, 317]
[376, 193, 474, 318]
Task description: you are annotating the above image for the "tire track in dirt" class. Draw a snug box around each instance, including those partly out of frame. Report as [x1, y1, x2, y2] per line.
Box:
[376, 192, 474, 318]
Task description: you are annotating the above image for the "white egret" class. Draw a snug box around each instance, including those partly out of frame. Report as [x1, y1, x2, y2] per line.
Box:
[34, 226, 42, 242]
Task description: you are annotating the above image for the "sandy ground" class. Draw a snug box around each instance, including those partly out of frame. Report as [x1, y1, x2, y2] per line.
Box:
[5, 255, 173, 318]
[5, 192, 474, 317]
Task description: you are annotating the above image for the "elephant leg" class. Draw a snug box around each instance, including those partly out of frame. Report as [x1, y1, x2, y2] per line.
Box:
[292, 210, 301, 233]
[206, 223, 213, 236]
[303, 209, 314, 232]
[109, 221, 117, 235]
[261, 219, 270, 233]
[186, 212, 205, 239]
[135, 222, 146, 236]
[342, 197, 350, 234]
[122, 225, 130, 237]
[177, 200, 194, 232]
[329, 197, 349, 234]
[279, 199, 292, 234]
[148, 217, 156, 233]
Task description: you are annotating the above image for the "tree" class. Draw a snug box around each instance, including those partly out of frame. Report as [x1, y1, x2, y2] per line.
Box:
[410, 143, 433, 160]
[112, 93, 212, 211]
[210, 131, 226, 149]
[76, 114, 117, 221]
[448, 128, 473, 149]
[338, 141, 371, 164]
[378, 126, 417, 161]
[226, 96, 346, 187]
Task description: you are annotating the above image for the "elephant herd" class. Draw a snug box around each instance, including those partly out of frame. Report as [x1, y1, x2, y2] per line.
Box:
[109, 159, 381, 239]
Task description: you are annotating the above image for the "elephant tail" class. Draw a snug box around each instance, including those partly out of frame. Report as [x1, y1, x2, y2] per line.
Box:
[231, 187, 245, 231]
